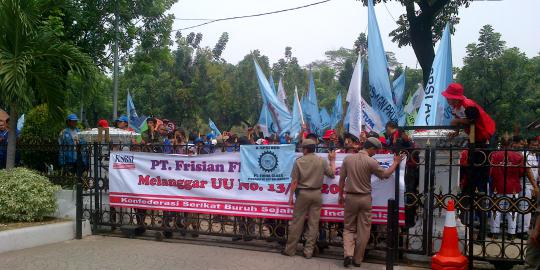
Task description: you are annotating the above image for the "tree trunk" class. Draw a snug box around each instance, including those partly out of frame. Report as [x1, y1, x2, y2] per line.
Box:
[409, 17, 436, 86]
[5, 104, 18, 169]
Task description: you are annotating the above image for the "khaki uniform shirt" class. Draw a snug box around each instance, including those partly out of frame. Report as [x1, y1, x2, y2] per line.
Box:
[340, 150, 385, 194]
[291, 153, 335, 189]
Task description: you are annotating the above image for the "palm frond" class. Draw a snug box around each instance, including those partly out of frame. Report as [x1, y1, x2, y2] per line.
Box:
[0, 0, 96, 121]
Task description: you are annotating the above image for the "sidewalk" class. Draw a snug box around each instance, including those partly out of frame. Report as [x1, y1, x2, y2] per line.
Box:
[0, 235, 425, 270]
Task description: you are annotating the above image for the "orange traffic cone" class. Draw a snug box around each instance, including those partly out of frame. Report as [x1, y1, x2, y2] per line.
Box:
[432, 200, 468, 270]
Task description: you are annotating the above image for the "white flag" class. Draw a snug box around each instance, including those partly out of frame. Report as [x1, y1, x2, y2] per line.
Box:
[347, 57, 364, 138]
[277, 77, 289, 112]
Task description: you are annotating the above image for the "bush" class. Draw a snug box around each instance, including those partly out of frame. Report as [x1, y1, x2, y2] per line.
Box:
[0, 168, 60, 222]
[19, 104, 65, 171]
[20, 104, 65, 144]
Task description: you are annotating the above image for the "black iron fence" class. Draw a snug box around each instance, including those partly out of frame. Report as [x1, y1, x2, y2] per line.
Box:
[1, 137, 538, 268]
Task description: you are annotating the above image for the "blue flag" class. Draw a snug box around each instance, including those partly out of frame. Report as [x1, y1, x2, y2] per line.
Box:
[392, 71, 406, 125]
[304, 71, 322, 136]
[240, 144, 296, 184]
[331, 92, 343, 129]
[259, 104, 279, 136]
[258, 80, 276, 137]
[253, 60, 292, 136]
[208, 118, 222, 136]
[277, 77, 288, 111]
[300, 95, 308, 117]
[320, 108, 331, 131]
[368, 0, 398, 125]
[392, 71, 406, 109]
[415, 23, 453, 126]
[268, 73, 276, 95]
[127, 91, 142, 132]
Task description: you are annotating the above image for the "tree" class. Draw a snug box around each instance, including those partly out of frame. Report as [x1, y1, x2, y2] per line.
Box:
[285, 46, 292, 61]
[0, 0, 94, 168]
[61, 0, 178, 70]
[65, 73, 112, 127]
[354, 33, 368, 56]
[338, 58, 355, 90]
[365, 0, 471, 85]
[323, 47, 356, 71]
[212, 32, 229, 61]
[385, 51, 402, 75]
[233, 50, 271, 126]
[474, 25, 506, 60]
[456, 25, 539, 133]
[272, 47, 307, 101]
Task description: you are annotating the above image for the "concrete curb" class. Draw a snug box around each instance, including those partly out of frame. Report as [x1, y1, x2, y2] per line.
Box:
[0, 220, 91, 254]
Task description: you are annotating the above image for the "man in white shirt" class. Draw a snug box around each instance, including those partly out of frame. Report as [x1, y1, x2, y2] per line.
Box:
[518, 137, 540, 239]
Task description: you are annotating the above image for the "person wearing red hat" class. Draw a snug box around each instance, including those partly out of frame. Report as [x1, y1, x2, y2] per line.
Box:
[442, 83, 495, 144]
[376, 136, 391, 154]
[97, 119, 109, 128]
[443, 82, 496, 241]
[322, 129, 339, 151]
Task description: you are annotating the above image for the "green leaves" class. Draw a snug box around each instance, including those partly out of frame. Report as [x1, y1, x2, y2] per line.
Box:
[0, 0, 95, 121]
[456, 26, 539, 134]
[0, 167, 60, 222]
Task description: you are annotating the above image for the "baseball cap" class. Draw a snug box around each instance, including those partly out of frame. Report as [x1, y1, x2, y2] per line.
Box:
[301, 139, 317, 147]
[365, 137, 382, 149]
[116, 115, 129, 123]
[67, 114, 79, 121]
[322, 129, 336, 140]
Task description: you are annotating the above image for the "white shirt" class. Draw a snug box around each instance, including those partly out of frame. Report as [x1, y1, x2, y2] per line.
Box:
[526, 152, 539, 184]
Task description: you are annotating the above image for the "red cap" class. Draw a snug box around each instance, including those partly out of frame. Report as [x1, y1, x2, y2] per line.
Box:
[97, 119, 109, 128]
[322, 129, 336, 140]
[442, 83, 466, 100]
[378, 136, 387, 145]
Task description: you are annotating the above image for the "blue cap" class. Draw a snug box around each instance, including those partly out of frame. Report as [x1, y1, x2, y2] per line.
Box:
[206, 133, 216, 140]
[67, 114, 79, 121]
[116, 115, 129, 123]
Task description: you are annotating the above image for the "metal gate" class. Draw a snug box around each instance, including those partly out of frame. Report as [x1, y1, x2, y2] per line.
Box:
[68, 141, 537, 267]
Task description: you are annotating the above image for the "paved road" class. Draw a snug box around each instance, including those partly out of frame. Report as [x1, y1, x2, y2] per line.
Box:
[0, 236, 425, 270]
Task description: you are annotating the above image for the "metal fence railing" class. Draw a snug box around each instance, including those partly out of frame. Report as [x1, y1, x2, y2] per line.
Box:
[1, 137, 538, 268]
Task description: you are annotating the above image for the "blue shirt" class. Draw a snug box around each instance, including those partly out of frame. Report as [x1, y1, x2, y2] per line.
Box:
[0, 129, 7, 160]
[58, 128, 80, 165]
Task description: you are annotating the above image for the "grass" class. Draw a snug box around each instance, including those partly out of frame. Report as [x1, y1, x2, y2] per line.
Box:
[0, 217, 72, 232]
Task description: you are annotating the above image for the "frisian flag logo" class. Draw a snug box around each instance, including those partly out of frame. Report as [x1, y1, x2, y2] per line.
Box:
[113, 154, 135, 169]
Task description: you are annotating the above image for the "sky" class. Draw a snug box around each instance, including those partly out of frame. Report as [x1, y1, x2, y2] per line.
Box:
[169, 0, 540, 69]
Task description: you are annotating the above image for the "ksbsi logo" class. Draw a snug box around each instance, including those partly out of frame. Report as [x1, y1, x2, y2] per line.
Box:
[113, 154, 135, 169]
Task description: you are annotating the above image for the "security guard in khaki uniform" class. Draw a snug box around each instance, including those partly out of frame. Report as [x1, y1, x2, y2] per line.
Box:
[282, 139, 336, 258]
[338, 137, 403, 267]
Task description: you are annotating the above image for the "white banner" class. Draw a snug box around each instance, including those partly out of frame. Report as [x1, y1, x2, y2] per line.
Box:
[109, 151, 405, 224]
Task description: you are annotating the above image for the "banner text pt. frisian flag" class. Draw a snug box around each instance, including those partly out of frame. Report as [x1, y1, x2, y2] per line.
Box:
[109, 151, 406, 224]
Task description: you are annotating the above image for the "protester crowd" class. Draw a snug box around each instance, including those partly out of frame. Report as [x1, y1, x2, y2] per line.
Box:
[0, 82, 537, 267]
[42, 83, 540, 268]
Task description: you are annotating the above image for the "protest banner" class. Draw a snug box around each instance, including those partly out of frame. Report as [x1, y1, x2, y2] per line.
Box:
[109, 151, 405, 225]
